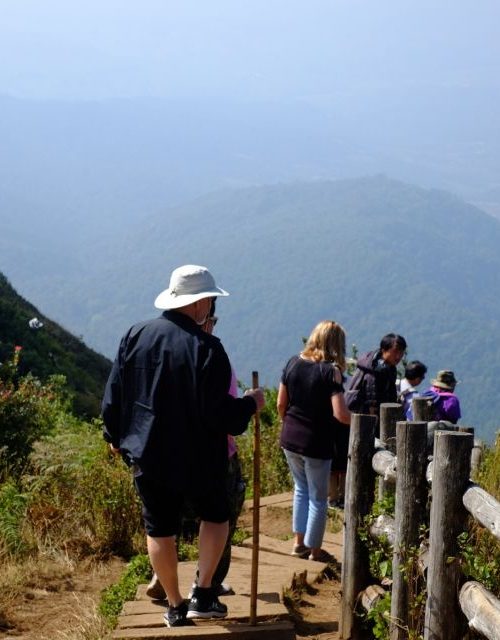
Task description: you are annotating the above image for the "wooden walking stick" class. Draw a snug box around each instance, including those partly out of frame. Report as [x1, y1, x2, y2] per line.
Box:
[249, 371, 261, 626]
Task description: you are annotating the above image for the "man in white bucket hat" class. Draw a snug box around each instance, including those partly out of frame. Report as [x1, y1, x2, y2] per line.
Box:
[153, 264, 230, 310]
[102, 265, 265, 627]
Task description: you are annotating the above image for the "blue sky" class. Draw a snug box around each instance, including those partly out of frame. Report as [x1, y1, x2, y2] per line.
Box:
[1, 0, 499, 100]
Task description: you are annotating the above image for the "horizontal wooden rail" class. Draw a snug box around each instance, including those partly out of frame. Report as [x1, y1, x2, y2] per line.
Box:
[459, 581, 500, 640]
[372, 447, 396, 484]
[463, 482, 500, 541]
[369, 514, 396, 546]
[360, 584, 387, 612]
[368, 519, 430, 578]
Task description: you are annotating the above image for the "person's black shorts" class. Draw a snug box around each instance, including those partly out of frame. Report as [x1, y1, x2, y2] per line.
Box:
[133, 469, 230, 537]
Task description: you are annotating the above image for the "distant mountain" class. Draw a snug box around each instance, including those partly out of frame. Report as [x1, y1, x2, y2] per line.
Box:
[1, 89, 499, 243]
[0, 273, 111, 417]
[1, 177, 500, 442]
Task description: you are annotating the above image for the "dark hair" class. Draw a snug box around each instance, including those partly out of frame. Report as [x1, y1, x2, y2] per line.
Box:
[404, 360, 427, 380]
[380, 333, 407, 352]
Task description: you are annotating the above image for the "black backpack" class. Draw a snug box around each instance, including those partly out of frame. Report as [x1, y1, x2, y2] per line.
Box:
[344, 368, 367, 412]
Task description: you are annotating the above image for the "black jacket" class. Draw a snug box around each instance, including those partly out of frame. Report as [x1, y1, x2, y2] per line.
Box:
[102, 310, 256, 489]
[347, 350, 398, 415]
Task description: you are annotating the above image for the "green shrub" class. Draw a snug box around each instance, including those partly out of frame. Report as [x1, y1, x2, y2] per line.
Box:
[460, 432, 500, 598]
[0, 371, 68, 473]
[237, 387, 292, 497]
[459, 528, 500, 596]
[23, 419, 143, 558]
[177, 537, 199, 561]
[476, 432, 500, 501]
[359, 493, 395, 582]
[0, 480, 28, 555]
[231, 527, 250, 546]
[99, 554, 152, 627]
[365, 591, 391, 639]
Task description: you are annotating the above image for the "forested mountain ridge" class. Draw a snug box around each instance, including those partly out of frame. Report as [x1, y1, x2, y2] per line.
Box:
[78, 177, 500, 442]
[0, 273, 111, 417]
[1, 176, 500, 441]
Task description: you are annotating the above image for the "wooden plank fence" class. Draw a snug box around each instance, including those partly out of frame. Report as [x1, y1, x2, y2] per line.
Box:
[340, 400, 500, 640]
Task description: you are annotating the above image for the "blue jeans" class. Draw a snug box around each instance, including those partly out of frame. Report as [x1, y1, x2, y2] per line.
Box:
[283, 449, 331, 549]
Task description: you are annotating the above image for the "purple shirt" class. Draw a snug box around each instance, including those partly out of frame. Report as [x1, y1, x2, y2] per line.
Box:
[431, 386, 461, 424]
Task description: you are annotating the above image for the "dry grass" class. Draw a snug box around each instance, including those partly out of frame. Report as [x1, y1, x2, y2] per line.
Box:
[0, 551, 74, 630]
[54, 594, 111, 640]
[326, 507, 344, 534]
[0, 562, 17, 630]
[0, 551, 125, 637]
[24, 426, 143, 559]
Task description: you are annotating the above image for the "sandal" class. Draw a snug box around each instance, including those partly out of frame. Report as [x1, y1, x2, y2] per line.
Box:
[291, 544, 310, 558]
[308, 549, 334, 563]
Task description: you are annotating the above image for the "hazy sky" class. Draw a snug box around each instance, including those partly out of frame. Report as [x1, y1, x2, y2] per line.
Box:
[1, 0, 499, 100]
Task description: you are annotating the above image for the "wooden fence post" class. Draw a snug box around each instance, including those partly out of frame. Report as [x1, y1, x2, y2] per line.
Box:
[390, 421, 428, 640]
[341, 413, 377, 639]
[424, 431, 473, 640]
[378, 403, 403, 500]
[412, 397, 435, 422]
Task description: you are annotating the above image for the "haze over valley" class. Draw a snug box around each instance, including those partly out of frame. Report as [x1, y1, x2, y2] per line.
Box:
[1, 1, 499, 441]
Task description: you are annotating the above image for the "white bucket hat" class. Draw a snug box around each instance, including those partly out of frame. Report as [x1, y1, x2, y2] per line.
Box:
[154, 264, 229, 310]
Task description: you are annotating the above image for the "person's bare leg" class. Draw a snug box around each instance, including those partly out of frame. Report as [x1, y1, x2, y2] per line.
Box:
[147, 535, 183, 606]
[294, 532, 305, 547]
[197, 521, 229, 588]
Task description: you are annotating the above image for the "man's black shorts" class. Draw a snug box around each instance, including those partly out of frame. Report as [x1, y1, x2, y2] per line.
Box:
[133, 469, 230, 537]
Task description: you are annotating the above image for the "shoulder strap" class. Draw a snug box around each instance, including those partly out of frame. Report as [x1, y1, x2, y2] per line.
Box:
[347, 366, 366, 390]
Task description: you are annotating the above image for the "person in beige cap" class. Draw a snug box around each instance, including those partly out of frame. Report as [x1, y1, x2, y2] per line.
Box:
[421, 369, 461, 423]
[102, 265, 265, 627]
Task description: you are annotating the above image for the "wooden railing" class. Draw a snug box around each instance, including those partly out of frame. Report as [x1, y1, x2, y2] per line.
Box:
[340, 402, 500, 640]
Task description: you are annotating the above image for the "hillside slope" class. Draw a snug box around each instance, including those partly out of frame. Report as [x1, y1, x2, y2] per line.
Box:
[2, 176, 499, 440]
[80, 177, 500, 441]
[0, 273, 111, 416]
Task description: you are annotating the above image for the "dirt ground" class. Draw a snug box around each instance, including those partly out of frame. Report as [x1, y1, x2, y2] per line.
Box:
[0, 557, 126, 639]
[240, 503, 343, 640]
[1, 503, 342, 639]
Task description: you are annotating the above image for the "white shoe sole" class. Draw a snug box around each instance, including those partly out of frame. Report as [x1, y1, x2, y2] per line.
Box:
[186, 610, 228, 619]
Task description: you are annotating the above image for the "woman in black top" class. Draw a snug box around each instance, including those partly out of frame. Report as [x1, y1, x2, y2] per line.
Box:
[277, 320, 351, 562]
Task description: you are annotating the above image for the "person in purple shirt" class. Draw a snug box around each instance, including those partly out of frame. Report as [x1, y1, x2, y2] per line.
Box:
[421, 370, 461, 423]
